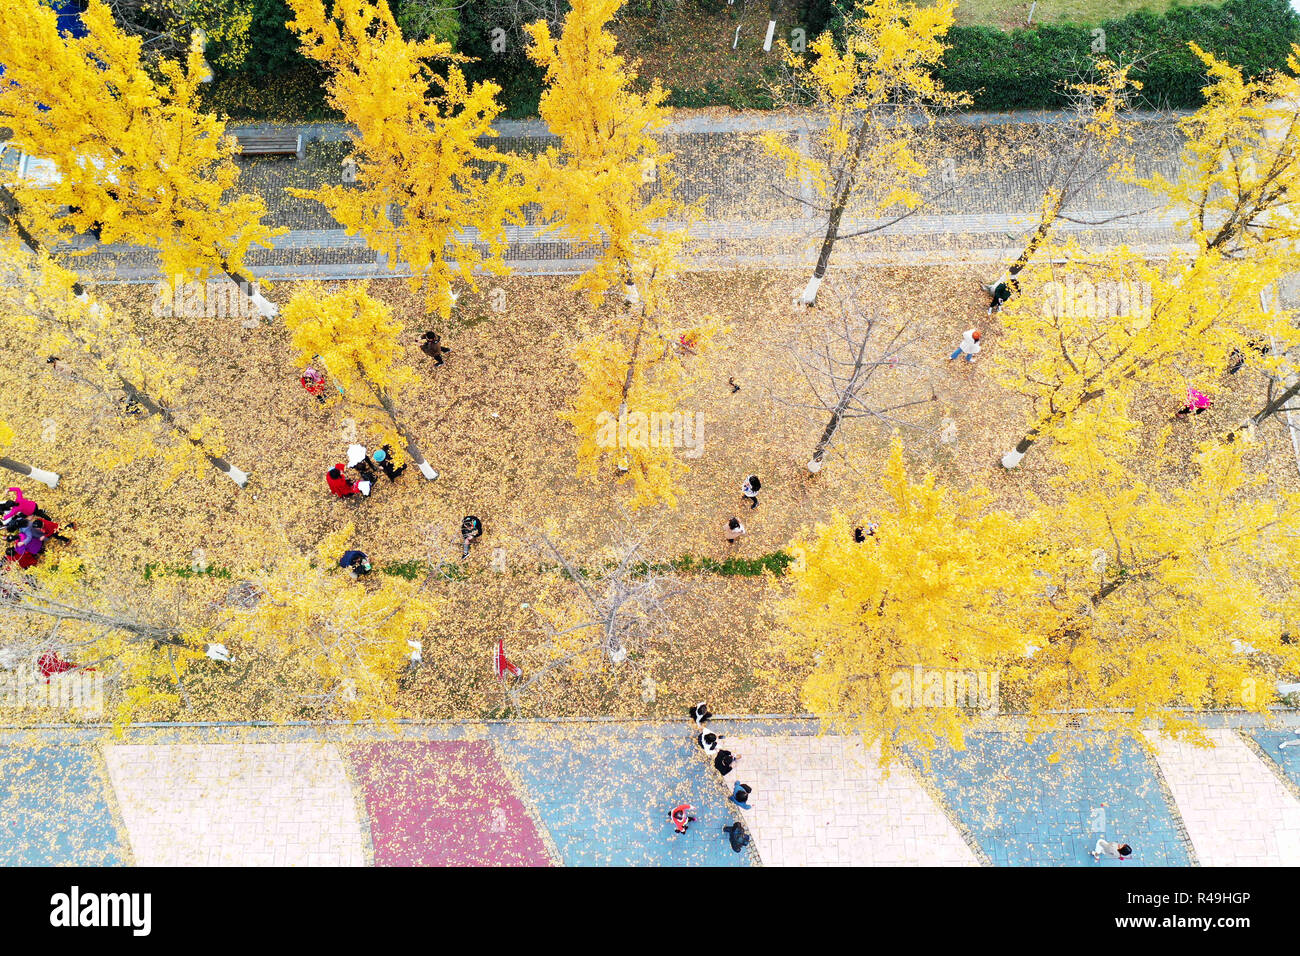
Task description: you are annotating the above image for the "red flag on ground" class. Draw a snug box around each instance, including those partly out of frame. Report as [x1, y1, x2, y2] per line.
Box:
[495, 639, 520, 679]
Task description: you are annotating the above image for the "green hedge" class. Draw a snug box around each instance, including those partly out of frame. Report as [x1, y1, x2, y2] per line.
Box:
[938, 0, 1300, 111]
[196, 0, 1300, 120]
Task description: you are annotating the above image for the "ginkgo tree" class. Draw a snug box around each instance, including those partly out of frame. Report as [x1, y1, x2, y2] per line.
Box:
[103, 0, 255, 70]
[526, 0, 724, 508]
[774, 436, 1049, 766]
[764, 0, 969, 307]
[772, 283, 938, 473]
[1139, 42, 1300, 265]
[0, 240, 252, 488]
[1012, 432, 1300, 743]
[525, 0, 687, 305]
[0, 0, 283, 317]
[775, 434, 1300, 764]
[992, 241, 1296, 469]
[984, 59, 1142, 309]
[287, 0, 527, 319]
[0, 525, 438, 724]
[282, 282, 440, 480]
[562, 303, 726, 508]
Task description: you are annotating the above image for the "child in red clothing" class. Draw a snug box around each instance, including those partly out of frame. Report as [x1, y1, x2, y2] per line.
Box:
[300, 368, 328, 404]
[669, 804, 696, 834]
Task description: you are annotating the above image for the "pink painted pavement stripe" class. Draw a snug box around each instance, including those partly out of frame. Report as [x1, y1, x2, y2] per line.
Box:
[350, 741, 552, 867]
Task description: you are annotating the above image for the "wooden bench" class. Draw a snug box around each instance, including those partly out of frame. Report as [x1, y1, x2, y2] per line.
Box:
[234, 132, 305, 160]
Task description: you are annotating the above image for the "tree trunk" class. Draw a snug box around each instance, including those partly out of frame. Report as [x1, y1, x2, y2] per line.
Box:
[371, 376, 438, 480]
[14, 596, 187, 647]
[810, 392, 853, 471]
[1002, 385, 1106, 468]
[0, 184, 89, 298]
[1225, 376, 1300, 443]
[0, 456, 60, 488]
[118, 380, 249, 487]
[988, 195, 1064, 306]
[617, 308, 651, 418]
[799, 118, 872, 307]
[221, 259, 277, 320]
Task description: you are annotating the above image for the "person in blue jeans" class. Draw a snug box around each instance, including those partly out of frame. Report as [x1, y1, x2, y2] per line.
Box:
[949, 329, 981, 363]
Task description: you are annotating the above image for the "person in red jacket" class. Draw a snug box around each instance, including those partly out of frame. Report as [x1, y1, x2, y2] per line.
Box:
[669, 804, 696, 835]
[326, 464, 360, 498]
[38, 652, 79, 681]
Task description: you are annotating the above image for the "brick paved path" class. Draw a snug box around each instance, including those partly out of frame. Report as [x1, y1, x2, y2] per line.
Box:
[4, 718, 1300, 867]
[102, 742, 367, 867]
[60, 113, 1190, 283]
[1144, 730, 1300, 867]
[726, 733, 979, 866]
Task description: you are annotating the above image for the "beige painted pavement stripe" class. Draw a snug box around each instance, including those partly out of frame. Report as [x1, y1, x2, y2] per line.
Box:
[726, 735, 978, 867]
[104, 743, 366, 867]
[1144, 730, 1300, 867]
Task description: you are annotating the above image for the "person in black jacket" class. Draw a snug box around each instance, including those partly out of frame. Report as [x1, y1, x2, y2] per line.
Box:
[372, 446, 406, 481]
[723, 822, 750, 853]
[714, 749, 740, 776]
[988, 278, 1018, 314]
[731, 782, 753, 809]
[420, 331, 450, 366]
[461, 515, 483, 560]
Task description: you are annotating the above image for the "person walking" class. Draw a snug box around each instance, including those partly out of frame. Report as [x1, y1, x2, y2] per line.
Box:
[33, 517, 71, 545]
[723, 821, 751, 853]
[741, 476, 761, 510]
[689, 701, 712, 726]
[669, 803, 696, 835]
[853, 521, 878, 543]
[725, 518, 746, 544]
[714, 749, 740, 776]
[2, 487, 38, 524]
[987, 278, 1017, 314]
[420, 330, 450, 366]
[460, 515, 483, 560]
[949, 329, 981, 363]
[338, 550, 372, 576]
[300, 367, 328, 404]
[730, 782, 753, 809]
[1091, 838, 1132, 862]
[697, 730, 721, 754]
[13, 525, 44, 558]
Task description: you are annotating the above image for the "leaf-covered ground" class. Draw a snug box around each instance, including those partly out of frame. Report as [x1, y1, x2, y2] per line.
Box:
[8, 265, 1298, 721]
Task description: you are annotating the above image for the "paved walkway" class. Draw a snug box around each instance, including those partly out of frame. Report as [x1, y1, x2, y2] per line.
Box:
[103, 742, 367, 867]
[727, 733, 979, 866]
[3, 718, 1300, 866]
[57, 114, 1190, 282]
[1144, 730, 1300, 867]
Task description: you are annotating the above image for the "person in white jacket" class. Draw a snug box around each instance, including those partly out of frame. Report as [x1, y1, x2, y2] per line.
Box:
[949, 329, 981, 363]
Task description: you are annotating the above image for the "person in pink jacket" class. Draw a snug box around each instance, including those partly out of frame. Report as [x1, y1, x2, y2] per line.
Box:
[1, 487, 37, 525]
[1177, 387, 1213, 416]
